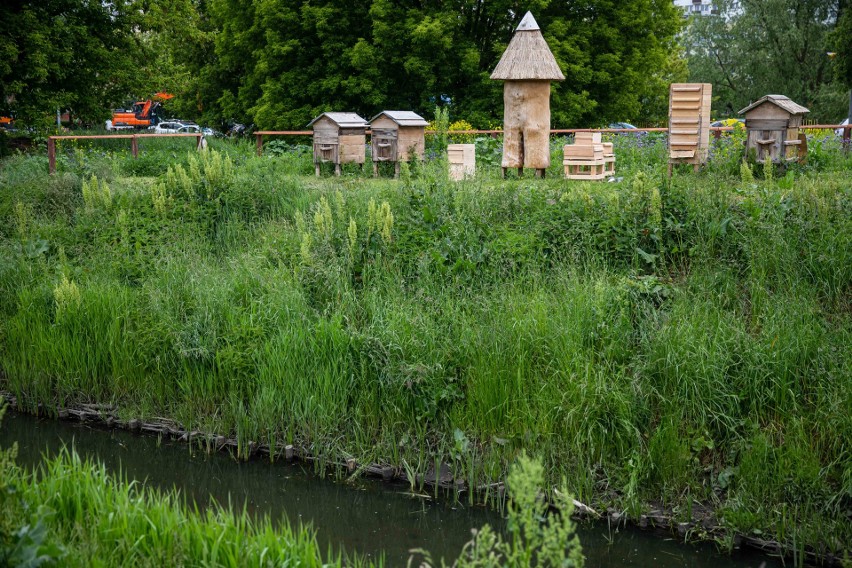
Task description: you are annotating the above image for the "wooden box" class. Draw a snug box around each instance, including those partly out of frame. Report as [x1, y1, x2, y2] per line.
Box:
[448, 144, 475, 180]
[668, 83, 712, 173]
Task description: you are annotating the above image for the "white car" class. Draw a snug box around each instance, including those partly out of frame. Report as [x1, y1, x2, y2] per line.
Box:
[836, 118, 850, 137]
[152, 121, 199, 134]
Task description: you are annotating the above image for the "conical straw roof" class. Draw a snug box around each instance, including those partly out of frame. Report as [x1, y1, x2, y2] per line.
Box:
[490, 12, 565, 81]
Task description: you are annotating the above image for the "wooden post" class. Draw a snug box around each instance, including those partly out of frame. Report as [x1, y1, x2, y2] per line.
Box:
[713, 129, 722, 140]
[196, 134, 203, 151]
[48, 137, 56, 174]
[256, 133, 263, 156]
[335, 163, 341, 176]
[843, 124, 851, 154]
[131, 136, 138, 158]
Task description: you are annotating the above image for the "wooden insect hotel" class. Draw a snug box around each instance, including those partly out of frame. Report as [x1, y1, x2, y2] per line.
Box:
[308, 112, 369, 176]
[490, 12, 565, 178]
[369, 111, 429, 177]
[739, 95, 809, 164]
[563, 132, 614, 180]
[667, 83, 712, 175]
[447, 144, 476, 180]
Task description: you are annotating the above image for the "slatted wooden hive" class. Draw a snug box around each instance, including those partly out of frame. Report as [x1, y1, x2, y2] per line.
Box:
[668, 83, 712, 174]
[369, 111, 429, 177]
[448, 144, 476, 180]
[308, 112, 368, 176]
[739, 95, 809, 164]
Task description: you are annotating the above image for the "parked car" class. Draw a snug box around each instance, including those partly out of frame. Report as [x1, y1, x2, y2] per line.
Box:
[608, 122, 639, 130]
[152, 121, 198, 134]
[176, 125, 202, 134]
[836, 118, 850, 137]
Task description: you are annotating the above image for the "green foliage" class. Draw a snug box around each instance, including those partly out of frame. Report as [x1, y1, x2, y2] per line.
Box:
[414, 454, 584, 567]
[684, 0, 849, 120]
[0, 136, 851, 558]
[196, 0, 683, 129]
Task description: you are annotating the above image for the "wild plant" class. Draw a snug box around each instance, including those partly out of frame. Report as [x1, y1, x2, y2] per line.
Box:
[81, 175, 112, 211]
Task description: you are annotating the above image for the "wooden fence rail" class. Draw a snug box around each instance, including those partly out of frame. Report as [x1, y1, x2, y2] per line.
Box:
[254, 125, 851, 156]
[47, 133, 204, 174]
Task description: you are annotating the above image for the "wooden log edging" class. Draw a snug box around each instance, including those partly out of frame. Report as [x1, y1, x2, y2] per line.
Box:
[0, 391, 841, 566]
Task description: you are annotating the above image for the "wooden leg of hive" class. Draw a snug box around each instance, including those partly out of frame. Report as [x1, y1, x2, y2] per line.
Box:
[335, 163, 341, 176]
[315, 163, 320, 177]
[394, 162, 400, 179]
[667, 163, 673, 177]
[373, 162, 378, 178]
[693, 163, 699, 173]
[501, 167, 507, 179]
[517, 167, 523, 178]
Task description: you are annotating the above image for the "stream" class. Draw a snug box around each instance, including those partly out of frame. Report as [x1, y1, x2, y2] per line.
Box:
[1, 411, 782, 567]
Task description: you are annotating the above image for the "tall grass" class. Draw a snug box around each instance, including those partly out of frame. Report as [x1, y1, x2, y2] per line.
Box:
[1, 136, 850, 557]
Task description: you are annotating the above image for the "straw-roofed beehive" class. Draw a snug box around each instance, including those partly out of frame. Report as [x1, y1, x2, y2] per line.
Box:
[491, 12, 564, 177]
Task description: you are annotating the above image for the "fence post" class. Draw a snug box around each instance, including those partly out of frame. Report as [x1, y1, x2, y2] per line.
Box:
[48, 137, 56, 174]
[131, 136, 139, 158]
[713, 129, 722, 140]
[256, 133, 263, 156]
[844, 125, 851, 154]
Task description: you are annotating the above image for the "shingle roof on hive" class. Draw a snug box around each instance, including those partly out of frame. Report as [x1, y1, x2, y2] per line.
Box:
[490, 12, 565, 81]
[369, 111, 429, 126]
[308, 112, 369, 127]
[739, 95, 809, 116]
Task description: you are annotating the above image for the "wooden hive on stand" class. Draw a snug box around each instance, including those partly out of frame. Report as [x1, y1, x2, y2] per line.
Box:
[491, 12, 565, 178]
[308, 112, 369, 176]
[563, 132, 615, 180]
[448, 144, 475, 180]
[667, 83, 712, 174]
[739, 95, 809, 164]
[369, 111, 429, 177]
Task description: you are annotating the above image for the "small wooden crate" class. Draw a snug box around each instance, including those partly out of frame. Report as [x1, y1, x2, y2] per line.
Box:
[563, 132, 613, 180]
[668, 83, 712, 174]
[448, 144, 475, 180]
[563, 143, 607, 180]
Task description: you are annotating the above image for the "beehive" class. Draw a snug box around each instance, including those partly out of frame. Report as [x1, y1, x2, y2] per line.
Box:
[308, 112, 369, 176]
[739, 95, 809, 164]
[667, 83, 712, 174]
[448, 144, 476, 180]
[369, 111, 429, 177]
[563, 132, 614, 180]
[491, 12, 565, 178]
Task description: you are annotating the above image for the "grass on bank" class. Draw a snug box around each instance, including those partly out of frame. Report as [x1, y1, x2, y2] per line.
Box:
[0, 131, 850, 559]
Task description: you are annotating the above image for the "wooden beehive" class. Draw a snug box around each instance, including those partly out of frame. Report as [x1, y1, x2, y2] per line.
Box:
[563, 132, 614, 180]
[490, 12, 565, 178]
[369, 111, 428, 177]
[308, 112, 368, 176]
[739, 95, 809, 164]
[448, 144, 475, 180]
[668, 83, 712, 174]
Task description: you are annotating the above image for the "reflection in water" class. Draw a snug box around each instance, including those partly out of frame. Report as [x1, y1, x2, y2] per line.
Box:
[1, 412, 779, 567]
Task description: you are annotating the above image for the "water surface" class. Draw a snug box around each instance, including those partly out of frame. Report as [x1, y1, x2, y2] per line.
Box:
[1, 411, 782, 567]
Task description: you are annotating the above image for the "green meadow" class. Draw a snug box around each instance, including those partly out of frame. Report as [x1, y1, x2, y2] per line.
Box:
[1, 132, 850, 558]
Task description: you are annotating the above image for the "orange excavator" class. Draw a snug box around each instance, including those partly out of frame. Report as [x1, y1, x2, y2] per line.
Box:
[107, 92, 174, 130]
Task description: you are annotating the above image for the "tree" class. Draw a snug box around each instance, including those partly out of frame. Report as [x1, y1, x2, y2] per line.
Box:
[192, 0, 684, 130]
[684, 0, 848, 120]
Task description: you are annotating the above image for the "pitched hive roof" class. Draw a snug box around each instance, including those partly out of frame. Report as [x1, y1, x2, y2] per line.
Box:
[369, 111, 429, 126]
[490, 12, 565, 81]
[739, 95, 809, 116]
[308, 112, 368, 128]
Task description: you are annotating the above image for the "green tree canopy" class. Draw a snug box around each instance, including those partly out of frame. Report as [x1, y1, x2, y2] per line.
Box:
[193, 0, 684, 129]
[684, 0, 848, 121]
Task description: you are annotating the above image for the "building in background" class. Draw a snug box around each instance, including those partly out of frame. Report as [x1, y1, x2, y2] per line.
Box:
[673, 0, 717, 16]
